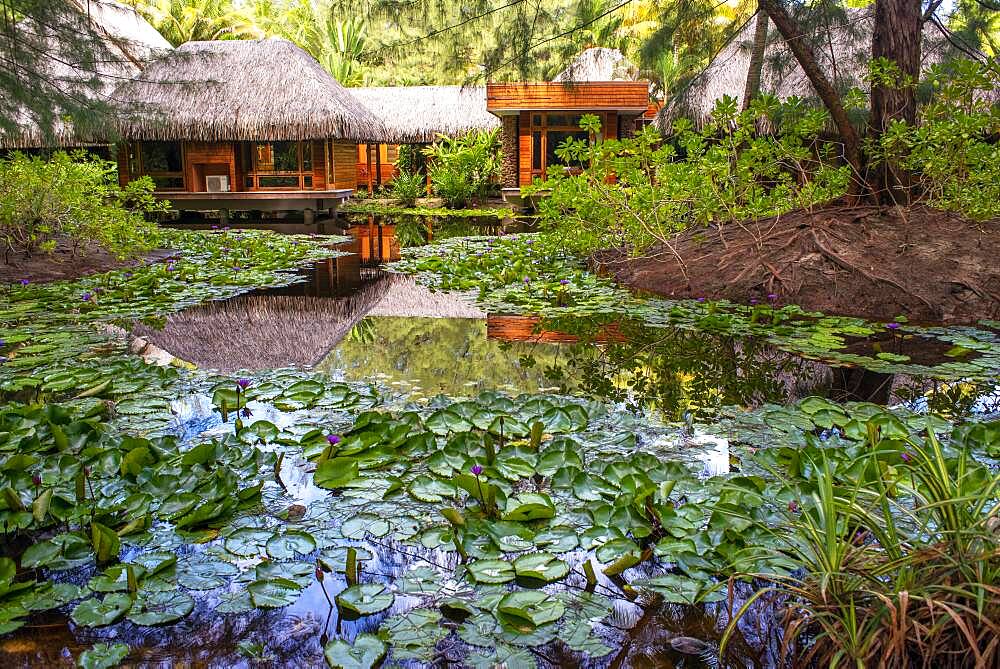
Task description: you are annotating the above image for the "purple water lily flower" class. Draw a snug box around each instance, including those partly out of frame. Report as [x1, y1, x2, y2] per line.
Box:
[471, 464, 483, 476]
[559, 279, 570, 285]
[124, 272, 133, 278]
[32, 474, 41, 487]
[232, 266, 241, 271]
[886, 322, 900, 330]
[0, 356, 8, 364]
[327, 434, 341, 445]
[523, 277, 530, 284]
[696, 297, 706, 303]
[236, 378, 251, 390]
[240, 407, 252, 419]
[750, 298, 759, 305]
[900, 451, 911, 462]
[767, 293, 778, 302]
[81, 292, 92, 302]
[19, 279, 29, 286]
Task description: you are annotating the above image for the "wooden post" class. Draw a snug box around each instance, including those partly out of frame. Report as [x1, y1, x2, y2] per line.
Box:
[375, 144, 383, 191]
[365, 143, 374, 194]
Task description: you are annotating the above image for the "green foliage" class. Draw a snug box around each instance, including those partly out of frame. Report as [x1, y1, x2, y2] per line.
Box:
[388, 170, 425, 207]
[0, 152, 163, 260]
[529, 101, 850, 255]
[721, 421, 1000, 667]
[870, 59, 1000, 219]
[423, 129, 501, 209]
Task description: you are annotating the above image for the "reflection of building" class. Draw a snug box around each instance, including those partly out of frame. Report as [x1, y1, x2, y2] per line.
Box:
[113, 39, 382, 217]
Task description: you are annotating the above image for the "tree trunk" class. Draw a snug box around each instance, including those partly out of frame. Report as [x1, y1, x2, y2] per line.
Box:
[757, 0, 867, 199]
[870, 0, 922, 203]
[741, 8, 769, 111]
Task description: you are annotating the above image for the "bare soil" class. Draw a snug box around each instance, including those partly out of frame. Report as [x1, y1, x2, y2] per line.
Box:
[595, 203, 1000, 324]
[0, 239, 173, 284]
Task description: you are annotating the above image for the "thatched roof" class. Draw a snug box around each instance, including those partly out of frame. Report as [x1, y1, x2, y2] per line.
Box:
[113, 38, 384, 142]
[0, 0, 172, 149]
[350, 86, 499, 144]
[553, 47, 640, 83]
[660, 7, 964, 129]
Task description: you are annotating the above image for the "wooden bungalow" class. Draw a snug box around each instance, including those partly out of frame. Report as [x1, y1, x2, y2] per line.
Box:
[0, 0, 171, 151]
[112, 38, 384, 218]
[486, 48, 651, 200]
[349, 86, 500, 191]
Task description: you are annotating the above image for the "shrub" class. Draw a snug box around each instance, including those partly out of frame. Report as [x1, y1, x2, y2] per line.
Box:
[528, 103, 850, 256]
[0, 151, 163, 261]
[423, 128, 501, 208]
[389, 170, 425, 206]
[722, 420, 1000, 668]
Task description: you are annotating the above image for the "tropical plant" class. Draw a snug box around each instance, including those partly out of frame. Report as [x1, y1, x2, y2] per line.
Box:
[128, 0, 263, 45]
[388, 170, 425, 207]
[528, 103, 850, 255]
[721, 420, 1000, 668]
[0, 152, 164, 261]
[423, 129, 501, 208]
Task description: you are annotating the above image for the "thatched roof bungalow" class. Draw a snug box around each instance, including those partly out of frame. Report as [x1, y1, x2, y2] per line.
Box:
[351, 86, 498, 145]
[658, 7, 968, 130]
[0, 0, 171, 149]
[112, 38, 385, 214]
[348, 85, 499, 189]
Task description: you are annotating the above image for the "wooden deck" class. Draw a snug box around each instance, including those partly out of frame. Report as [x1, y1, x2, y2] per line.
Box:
[155, 189, 353, 212]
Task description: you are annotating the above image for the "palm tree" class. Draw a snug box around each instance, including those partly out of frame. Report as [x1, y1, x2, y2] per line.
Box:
[128, 0, 262, 46]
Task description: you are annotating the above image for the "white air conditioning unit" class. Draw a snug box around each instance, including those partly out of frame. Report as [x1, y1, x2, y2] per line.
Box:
[206, 175, 230, 192]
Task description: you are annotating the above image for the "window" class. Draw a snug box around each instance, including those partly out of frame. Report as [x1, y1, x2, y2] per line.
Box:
[528, 113, 600, 181]
[241, 141, 315, 190]
[130, 141, 184, 190]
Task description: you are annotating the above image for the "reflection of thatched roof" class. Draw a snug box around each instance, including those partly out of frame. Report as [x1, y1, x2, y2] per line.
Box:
[553, 47, 640, 82]
[368, 275, 485, 318]
[132, 275, 391, 372]
[659, 8, 960, 129]
[0, 0, 171, 148]
[114, 38, 384, 142]
[350, 86, 499, 144]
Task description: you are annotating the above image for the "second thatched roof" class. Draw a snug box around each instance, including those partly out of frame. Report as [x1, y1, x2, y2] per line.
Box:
[553, 47, 640, 82]
[659, 7, 965, 129]
[113, 38, 384, 142]
[350, 86, 499, 144]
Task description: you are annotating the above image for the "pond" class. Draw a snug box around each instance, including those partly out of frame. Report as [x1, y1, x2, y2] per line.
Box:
[0, 215, 997, 668]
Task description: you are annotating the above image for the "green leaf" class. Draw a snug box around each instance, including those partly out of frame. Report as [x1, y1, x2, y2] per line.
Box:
[467, 559, 515, 584]
[126, 590, 194, 626]
[512, 552, 569, 582]
[71, 594, 133, 627]
[314, 458, 359, 490]
[265, 530, 317, 560]
[336, 583, 394, 617]
[248, 578, 302, 608]
[90, 522, 120, 564]
[497, 590, 565, 629]
[502, 493, 555, 522]
[323, 634, 387, 669]
[77, 642, 129, 669]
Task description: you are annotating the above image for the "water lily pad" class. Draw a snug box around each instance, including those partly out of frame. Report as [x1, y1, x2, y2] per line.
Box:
[71, 594, 132, 627]
[336, 583, 394, 617]
[78, 642, 129, 669]
[25, 582, 84, 611]
[127, 590, 194, 626]
[266, 530, 316, 560]
[340, 514, 389, 539]
[248, 578, 303, 608]
[314, 458, 359, 490]
[178, 560, 239, 590]
[502, 493, 555, 522]
[224, 528, 273, 557]
[323, 634, 386, 669]
[497, 590, 565, 629]
[467, 559, 515, 584]
[512, 552, 569, 582]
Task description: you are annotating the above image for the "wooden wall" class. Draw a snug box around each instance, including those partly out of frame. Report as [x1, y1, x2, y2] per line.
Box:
[184, 142, 236, 192]
[486, 82, 649, 112]
[329, 141, 358, 191]
[518, 111, 531, 187]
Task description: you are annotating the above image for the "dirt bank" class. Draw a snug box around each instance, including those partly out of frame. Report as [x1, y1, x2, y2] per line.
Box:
[596, 203, 1000, 324]
[0, 239, 173, 284]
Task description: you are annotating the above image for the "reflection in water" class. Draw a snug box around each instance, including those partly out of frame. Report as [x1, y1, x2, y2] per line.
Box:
[318, 316, 571, 397]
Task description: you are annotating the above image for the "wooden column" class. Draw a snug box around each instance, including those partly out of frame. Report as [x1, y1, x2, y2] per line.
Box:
[375, 144, 383, 190]
[366, 143, 374, 193]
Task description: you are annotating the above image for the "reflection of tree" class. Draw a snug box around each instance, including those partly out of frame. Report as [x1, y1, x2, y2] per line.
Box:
[537, 316, 822, 420]
[317, 317, 569, 395]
